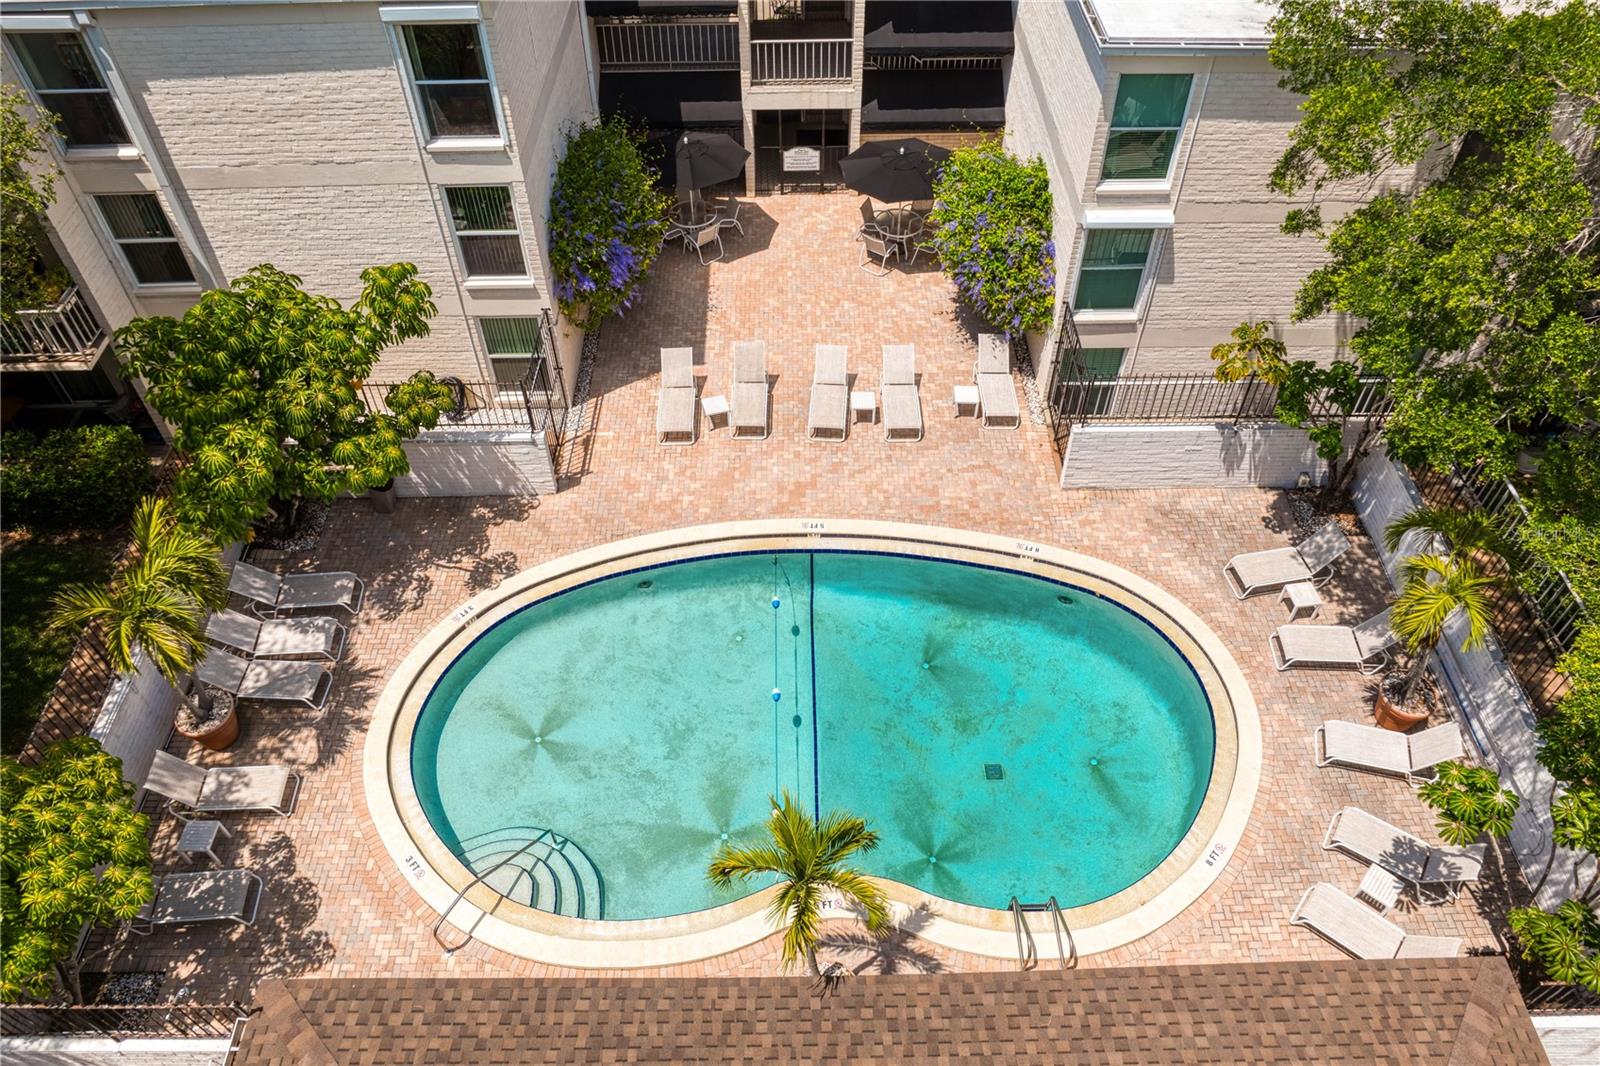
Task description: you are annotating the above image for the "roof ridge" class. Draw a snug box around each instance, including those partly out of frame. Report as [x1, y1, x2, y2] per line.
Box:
[253, 979, 339, 1066]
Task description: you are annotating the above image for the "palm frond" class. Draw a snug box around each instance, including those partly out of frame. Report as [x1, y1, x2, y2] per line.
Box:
[771, 877, 821, 967]
[826, 868, 893, 936]
[1393, 555, 1497, 653]
[707, 844, 786, 887]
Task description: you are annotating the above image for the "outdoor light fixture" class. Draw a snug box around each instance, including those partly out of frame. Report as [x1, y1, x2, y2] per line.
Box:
[1297, 472, 1312, 489]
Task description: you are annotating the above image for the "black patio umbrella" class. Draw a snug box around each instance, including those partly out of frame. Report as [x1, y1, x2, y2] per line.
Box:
[839, 138, 952, 204]
[675, 132, 749, 218]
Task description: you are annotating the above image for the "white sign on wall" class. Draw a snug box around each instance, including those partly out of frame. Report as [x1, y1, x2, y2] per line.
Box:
[782, 146, 822, 172]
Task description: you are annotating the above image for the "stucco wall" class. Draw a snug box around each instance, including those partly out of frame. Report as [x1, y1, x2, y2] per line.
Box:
[1059, 422, 1361, 489]
[399, 431, 556, 497]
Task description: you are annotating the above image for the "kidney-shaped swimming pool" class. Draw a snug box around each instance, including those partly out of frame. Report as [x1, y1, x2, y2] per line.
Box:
[409, 549, 1216, 922]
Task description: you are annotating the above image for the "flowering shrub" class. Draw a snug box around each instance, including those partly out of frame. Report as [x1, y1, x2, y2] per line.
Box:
[928, 141, 1055, 339]
[549, 118, 671, 329]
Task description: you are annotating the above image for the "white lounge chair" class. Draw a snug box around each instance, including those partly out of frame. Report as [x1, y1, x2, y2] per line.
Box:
[229, 561, 363, 618]
[145, 750, 300, 818]
[129, 869, 263, 934]
[1222, 522, 1351, 599]
[882, 344, 923, 442]
[808, 344, 849, 442]
[195, 649, 331, 713]
[730, 341, 769, 440]
[1314, 720, 1464, 783]
[1270, 608, 1396, 674]
[975, 333, 1020, 429]
[1323, 806, 1486, 901]
[206, 608, 345, 662]
[656, 346, 697, 446]
[1290, 883, 1462, 959]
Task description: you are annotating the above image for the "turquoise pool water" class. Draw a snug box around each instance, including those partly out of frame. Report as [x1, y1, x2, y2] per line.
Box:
[411, 551, 1214, 921]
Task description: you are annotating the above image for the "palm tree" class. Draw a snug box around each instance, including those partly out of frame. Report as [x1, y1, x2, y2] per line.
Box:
[708, 790, 892, 976]
[49, 496, 227, 684]
[1389, 554, 1496, 706]
[1383, 505, 1514, 566]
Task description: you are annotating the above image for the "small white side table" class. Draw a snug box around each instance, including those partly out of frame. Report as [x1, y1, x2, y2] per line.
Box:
[1357, 863, 1404, 912]
[1280, 581, 1322, 621]
[850, 390, 877, 424]
[701, 393, 729, 430]
[953, 384, 981, 418]
[176, 819, 231, 866]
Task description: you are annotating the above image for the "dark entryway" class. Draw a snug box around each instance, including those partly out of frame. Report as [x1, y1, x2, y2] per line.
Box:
[753, 109, 849, 193]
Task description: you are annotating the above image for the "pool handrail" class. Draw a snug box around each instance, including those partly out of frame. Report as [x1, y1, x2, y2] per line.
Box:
[432, 831, 555, 952]
[1010, 896, 1075, 971]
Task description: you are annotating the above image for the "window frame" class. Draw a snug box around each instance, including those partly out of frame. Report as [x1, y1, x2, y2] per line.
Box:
[390, 19, 507, 151]
[478, 316, 555, 402]
[443, 185, 530, 284]
[93, 193, 197, 290]
[2, 29, 135, 152]
[1097, 72, 1195, 189]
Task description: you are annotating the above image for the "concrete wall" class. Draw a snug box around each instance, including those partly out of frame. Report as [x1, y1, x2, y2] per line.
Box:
[1350, 449, 1585, 908]
[399, 431, 556, 497]
[1059, 421, 1360, 489]
[91, 650, 178, 793]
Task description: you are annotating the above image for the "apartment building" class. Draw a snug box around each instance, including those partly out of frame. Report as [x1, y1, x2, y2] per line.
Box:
[2, 0, 593, 445]
[590, 0, 1010, 193]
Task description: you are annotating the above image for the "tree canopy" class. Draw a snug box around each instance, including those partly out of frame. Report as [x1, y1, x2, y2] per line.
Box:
[1, 738, 152, 1003]
[1, 84, 64, 316]
[118, 263, 455, 542]
[1267, 0, 1600, 484]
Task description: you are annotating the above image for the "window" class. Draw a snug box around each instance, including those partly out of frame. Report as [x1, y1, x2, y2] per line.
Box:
[95, 194, 194, 285]
[400, 23, 500, 140]
[481, 317, 551, 395]
[1101, 74, 1192, 182]
[445, 186, 526, 278]
[1074, 229, 1154, 312]
[1067, 347, 1125, 416]
[6, 32, 130, 148]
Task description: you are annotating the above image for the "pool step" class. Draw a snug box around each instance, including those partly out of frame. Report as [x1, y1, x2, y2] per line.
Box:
[455, 826, 605, 920]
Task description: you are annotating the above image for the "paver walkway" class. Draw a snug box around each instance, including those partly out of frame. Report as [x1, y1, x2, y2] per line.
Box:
[107, 195, 1516, 999]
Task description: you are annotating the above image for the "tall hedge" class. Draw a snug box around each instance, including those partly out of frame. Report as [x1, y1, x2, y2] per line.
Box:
[0, 425, 151, 532]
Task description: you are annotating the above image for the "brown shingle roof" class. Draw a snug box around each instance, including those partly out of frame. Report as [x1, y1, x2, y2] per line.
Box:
[230, 957, 1548, 1065]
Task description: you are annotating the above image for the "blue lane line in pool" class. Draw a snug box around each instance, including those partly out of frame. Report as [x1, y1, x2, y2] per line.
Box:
[809, 552, 820, 823]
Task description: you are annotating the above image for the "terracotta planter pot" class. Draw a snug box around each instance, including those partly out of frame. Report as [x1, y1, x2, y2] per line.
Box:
[176, 701, 239, 751]
[1374, 690, 1430, 732]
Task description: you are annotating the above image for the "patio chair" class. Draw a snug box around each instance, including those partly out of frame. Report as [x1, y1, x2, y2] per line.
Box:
[146, 749, 301, 818]
[691, 223, 724, 265]
[807, 344, 849, 442]
[1221, 522, 1351, 599]
[730, 341, 770, 441]
[1314, 719, 1465, 783]
[975, 333, 1021, 429]
[711, 196, 744, 236]
[194, 648, 332, 714]
[1290, 883, 1462, 959]
[1323, 806, 1486, 901]
[860, 234, 899, 276]
[206, 608, 346, 663]
[129, 869, 264, 934]
[656, 346, 697, 446]
[229, 561, 364, 618]
[1270, 608, 1396, 675]
[882, 344, 923, 443]
[857, 198, 884, 239]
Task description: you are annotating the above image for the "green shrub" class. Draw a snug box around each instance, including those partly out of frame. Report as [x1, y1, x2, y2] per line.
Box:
[928, 140, 1055, 339]
[548, 118, 671, 330]
[0, 425, 151, 532]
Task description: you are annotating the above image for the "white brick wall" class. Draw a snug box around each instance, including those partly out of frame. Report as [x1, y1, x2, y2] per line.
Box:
[1059, 422, 1363, 489]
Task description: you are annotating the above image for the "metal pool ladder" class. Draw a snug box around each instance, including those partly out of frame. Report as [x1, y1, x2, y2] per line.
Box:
[431, 832, 552, 952]
[1010, 896, 1076, 971]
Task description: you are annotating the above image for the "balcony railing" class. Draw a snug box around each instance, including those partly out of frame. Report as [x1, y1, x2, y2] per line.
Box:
[1, 286, 107, 362]
[751, 38, 852, 83]
[593, 16, 739, 71]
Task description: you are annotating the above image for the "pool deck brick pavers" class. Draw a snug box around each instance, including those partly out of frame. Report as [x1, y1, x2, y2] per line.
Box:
[107, 195, 1518, 1000]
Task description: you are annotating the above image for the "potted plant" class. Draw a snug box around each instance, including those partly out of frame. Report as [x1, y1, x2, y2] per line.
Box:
[1376, 553, 1496, 730]
[368, 477, 397, 513]
[174, 686, 238, 751]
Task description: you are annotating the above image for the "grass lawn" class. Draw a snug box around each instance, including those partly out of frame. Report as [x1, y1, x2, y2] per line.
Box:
[1, 534, 119, 755]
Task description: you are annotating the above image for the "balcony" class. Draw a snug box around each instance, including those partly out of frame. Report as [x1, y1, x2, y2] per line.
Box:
[749, 20, 852, 84]
[1, 287, 109, 370]
[593, 15, 740, 71]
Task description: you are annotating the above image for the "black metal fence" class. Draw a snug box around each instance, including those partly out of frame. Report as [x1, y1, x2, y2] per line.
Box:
[1412, 464, 1590, 714]
[359, 376, 561, 436]
[0, 1003, 247, 1038]
[1051, 369, 1390, 427]
[1523, 980, 1600, 1013]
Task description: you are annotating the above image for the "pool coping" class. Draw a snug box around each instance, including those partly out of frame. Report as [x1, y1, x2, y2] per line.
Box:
[363, 519, 1262, 967]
